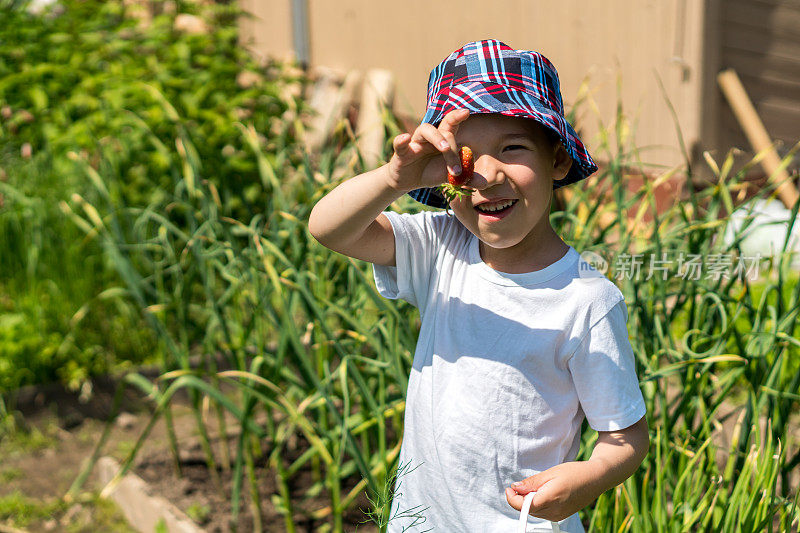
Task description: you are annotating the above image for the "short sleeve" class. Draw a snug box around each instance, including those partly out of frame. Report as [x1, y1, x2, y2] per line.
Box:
[567, 299, 647, 431]
[372, 210, 449, 310]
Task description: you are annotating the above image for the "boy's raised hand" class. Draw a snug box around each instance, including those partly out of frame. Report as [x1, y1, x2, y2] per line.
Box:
[386, 108, 470, 193]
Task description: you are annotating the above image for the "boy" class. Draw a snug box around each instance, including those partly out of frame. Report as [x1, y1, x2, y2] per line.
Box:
[308, 39, 649, 532]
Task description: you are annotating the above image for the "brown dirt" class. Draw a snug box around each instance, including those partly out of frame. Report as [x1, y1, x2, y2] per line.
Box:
[135, 441, 379, 532]
[1, 378, 380, 532]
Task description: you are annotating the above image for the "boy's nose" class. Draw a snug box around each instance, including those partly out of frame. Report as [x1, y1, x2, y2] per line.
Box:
[471, 155, 504, 189]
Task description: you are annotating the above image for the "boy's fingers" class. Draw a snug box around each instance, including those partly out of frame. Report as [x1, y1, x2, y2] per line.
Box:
[411, 123, 463, 176]
[409, 122, 438, 145]
[438, 109, 470, 174]
[392, 133, 411, 155]
[439, 130, 461, 171]
[439, 108, 470, 136]
[505, 487, 524, 511]
[510, 471, 549, 495]
[506, 488, 553, 519]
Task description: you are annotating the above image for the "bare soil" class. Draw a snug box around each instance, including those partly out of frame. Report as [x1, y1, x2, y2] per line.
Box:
[134, 435, 379, 532]
[0, 378, 379, 532]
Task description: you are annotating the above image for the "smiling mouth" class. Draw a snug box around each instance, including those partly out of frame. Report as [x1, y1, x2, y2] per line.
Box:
[475, 199, 518, 215]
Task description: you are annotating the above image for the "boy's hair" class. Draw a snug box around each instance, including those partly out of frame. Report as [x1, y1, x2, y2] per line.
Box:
[407, 39, 597, 209]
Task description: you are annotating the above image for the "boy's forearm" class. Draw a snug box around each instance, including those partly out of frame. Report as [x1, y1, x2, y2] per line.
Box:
[308, 163, 405, 249]
[584, 416, 650, 493]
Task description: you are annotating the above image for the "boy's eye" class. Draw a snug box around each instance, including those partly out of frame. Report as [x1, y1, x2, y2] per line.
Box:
[503, 145, 526, 151]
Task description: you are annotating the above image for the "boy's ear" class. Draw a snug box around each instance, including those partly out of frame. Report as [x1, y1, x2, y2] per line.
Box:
[552, 143, 572, 182]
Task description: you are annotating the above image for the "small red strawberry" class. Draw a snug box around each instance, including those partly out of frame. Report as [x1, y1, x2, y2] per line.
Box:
[440, 146, 475, 205]
[448, 146, 474, 186]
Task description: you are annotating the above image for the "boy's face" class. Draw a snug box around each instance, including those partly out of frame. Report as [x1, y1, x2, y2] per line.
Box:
[449, 114, 572, 264]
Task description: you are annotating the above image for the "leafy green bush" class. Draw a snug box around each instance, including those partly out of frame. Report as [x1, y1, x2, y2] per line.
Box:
[0, 279, 160, 391]
[0, 0, 305, 391]
[1, 0, 303, 214]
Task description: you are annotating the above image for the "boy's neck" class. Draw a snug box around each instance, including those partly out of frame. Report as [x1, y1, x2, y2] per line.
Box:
[478, 227, 570, 275]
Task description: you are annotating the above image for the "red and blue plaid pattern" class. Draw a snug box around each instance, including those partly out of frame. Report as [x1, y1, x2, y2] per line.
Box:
[409, 39, 598, 208]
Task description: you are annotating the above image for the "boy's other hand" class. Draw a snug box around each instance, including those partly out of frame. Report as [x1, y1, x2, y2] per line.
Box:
[386, 108, 470, 193]
[506, 417, 649, 522]
[504, 460, 605, 522]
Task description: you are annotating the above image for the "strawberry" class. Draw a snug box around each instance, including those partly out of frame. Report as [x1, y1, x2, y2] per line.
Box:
[448, 146, 474, 186]
[440, 146, 474, 204]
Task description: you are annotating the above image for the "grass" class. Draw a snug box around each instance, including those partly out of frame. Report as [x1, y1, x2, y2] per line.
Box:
[0, 491, 136, 532]
[0, 421, 58, 458]
[0, 491, 64, 527]
[0, 467, 23, 484]
[185, 502, 211, 525]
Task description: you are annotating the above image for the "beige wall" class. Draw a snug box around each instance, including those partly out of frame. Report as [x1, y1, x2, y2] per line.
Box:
[239, 0, 294, 64]
[240, 1, 710, 170]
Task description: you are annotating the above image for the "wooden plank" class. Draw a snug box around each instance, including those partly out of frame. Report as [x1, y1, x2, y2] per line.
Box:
[720, 100, 800, 151]
[744, 0, 800, 8]
[723, 1, 800, 33]
[717, 69, 799, 208]
[723, 24, 800, 46]
[727, 73, 800, 107]
[757, 102, 800, 144]
[722, 22, 800, 57]
[759, 96, 800, 116]
[712, 0, 800, 160]
[724, 52, 800, 86]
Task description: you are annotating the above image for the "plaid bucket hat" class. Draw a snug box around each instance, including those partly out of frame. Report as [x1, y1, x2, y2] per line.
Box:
[408, 39, 598, 209]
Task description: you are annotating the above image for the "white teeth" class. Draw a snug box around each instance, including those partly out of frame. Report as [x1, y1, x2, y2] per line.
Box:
[477, 199, 515, 212]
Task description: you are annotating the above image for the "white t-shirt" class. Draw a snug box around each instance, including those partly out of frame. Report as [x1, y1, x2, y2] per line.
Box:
[372, 210, 647, 533]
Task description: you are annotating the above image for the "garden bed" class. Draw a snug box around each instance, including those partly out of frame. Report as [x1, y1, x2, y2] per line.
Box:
[1, 377, 383, 532]
[134, 437, 378, 532]
[5, 372, 798, 532]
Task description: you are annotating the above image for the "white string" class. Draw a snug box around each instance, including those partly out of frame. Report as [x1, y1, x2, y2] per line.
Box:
[516, 490, 562, 533]
[516, 491, 536, 533]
